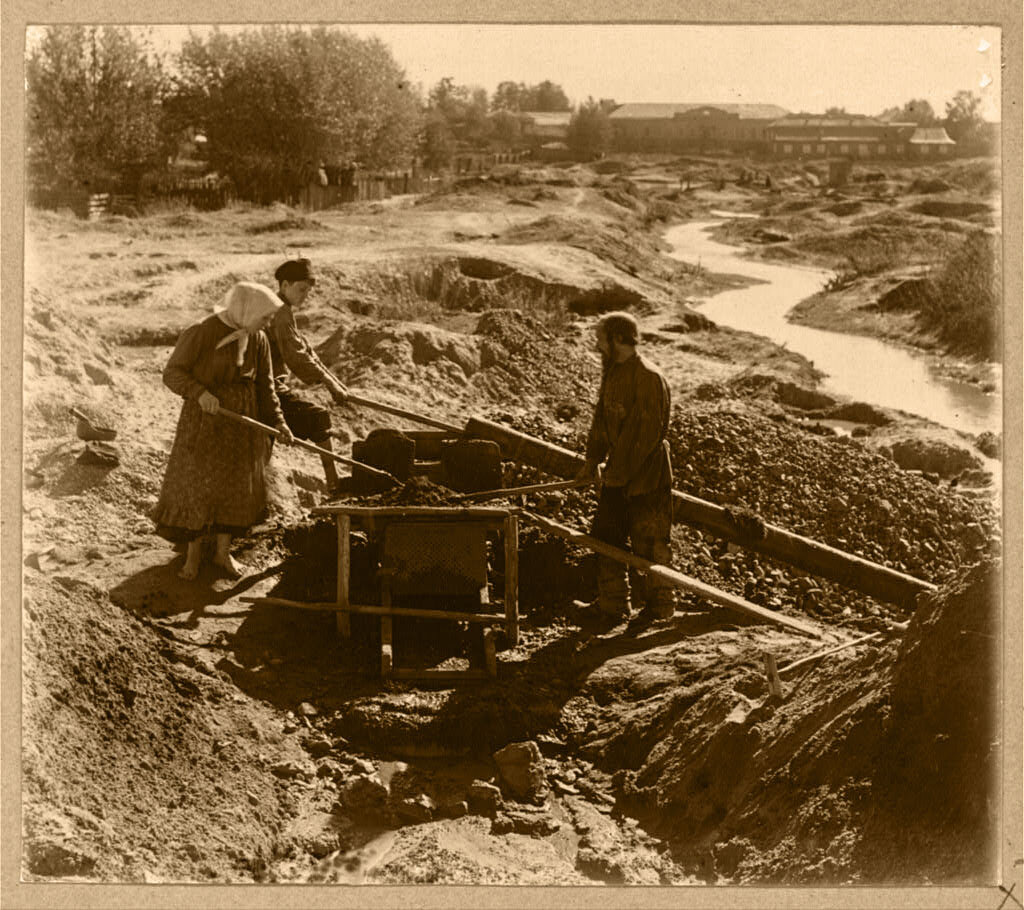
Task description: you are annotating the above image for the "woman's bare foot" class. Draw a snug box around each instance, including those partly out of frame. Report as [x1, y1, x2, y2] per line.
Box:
[178, 540, 203, 580]
[211, 552, 245, 579]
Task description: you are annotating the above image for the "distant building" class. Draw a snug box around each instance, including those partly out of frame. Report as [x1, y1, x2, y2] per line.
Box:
[608, 103, 790, 152]
[519, 110, 573, 143]
[767, 116, 957, 159]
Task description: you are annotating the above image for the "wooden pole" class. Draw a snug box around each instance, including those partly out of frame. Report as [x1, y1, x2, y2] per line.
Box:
[239, 596, 508, 624]
[217, 407, 397, 481]
[344, 394, 463, 433]
[465, 417, 936, 609]
[336, 514, 351, 637]
[520, 510, 822, 639]
[778, 631, 885, 677]
[505, 512, 520, 645]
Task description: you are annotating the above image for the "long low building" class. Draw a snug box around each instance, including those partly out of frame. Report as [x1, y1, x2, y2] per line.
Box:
[767, 116, 957, 159]
[609, 103, 791, 152]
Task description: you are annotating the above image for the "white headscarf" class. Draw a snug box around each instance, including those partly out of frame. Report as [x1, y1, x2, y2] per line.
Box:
[214, 282, 283, 365]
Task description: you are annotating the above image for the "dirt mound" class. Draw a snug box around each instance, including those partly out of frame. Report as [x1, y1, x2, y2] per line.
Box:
[22, 574, 285, 881]
[599, 558, 998, 884]
[247, 215, 327, 234]
[666, 404, 998, 622]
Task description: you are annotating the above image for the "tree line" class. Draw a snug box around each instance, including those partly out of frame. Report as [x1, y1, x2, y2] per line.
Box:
[27, 25, 601, 202]
[26, 25, 996, 205]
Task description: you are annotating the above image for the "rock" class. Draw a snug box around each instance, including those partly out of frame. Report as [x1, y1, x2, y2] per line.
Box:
[395, 795, 436, 825]
[352, 758, 376, 775]
[889, 438, 982, 478]
[78, 442, 119, 467]
[975, 431, 1001, 459]
[25, 837, 98, 877]
[337, 774, 390, 823]
[493, 740, 549, 804]
[316, 758, 344, 780]
[438, 800, 469, 819]
[298, 702, 319, 717]
[303, 734, 332, 758]
[491, 809, 562, 837]
[270, 759, 316, 782]
[467, 780, 503, 816]
[83, 361, 114, 385]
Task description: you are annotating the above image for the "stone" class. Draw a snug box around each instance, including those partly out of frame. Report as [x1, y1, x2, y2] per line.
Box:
[491, 809, 562, 837]
[337, 774, 390, 823]
[467, 780, 503, 817]
[493, 740, 549, 804]
[352, 758, 376, 775]
[270, 759, 316, 782]
[298, 702, 318, 717]
[394, 794, 436, 825]
[438, 800, 469, 819]
[83, 361, 114, 385]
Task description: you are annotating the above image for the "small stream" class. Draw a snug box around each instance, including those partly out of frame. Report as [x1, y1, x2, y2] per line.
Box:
[664, 220, 1000, 436]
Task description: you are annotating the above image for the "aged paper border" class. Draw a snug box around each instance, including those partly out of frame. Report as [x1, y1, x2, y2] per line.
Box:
[2, 2, 1021, 909]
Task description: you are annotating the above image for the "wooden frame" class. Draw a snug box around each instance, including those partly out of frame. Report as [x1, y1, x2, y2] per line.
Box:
[300, 504, 521, 681]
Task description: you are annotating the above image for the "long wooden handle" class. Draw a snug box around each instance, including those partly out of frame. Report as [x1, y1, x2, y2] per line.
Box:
[343, 393, 463, 433]
[521, 509, 822, 639]
[459, 479, 587, 502]
[216, 407, 397, 482]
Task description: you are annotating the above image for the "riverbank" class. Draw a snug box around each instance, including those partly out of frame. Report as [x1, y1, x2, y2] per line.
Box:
[698, 157, 1001, 388]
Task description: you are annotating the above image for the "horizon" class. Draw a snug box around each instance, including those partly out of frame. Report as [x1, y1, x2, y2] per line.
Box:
[25, 23, 1002, 122]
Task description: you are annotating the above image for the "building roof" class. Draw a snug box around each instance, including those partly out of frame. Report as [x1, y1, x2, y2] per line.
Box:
[609, 102, 789, 121]
[520, 110, 573, 127]
[769, 116, 885, 129]
[909, 127, 956, 145]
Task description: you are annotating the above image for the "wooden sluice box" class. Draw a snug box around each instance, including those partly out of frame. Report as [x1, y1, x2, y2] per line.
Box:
[310, 504, 519, 682]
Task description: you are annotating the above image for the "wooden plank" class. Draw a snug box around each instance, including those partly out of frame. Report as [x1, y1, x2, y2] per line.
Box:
[336, 514, 351, 637]
[521, 510, 822, 639]
[240, 597, 507, 624]
[381, 580, 393, 679]
[505, 512, 520, 646]
[465, 416, 936, 608]
[483, 629, 498, 678]
[345, 393, 463, 432]
[778, 631, 885, 677]
[312, 505, 511, 519]
[764, 653, 784, 699]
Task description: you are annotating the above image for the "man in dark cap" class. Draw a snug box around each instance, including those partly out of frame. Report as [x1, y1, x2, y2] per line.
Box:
[576, 311, 676, 622]
[268, 258, 348, 489]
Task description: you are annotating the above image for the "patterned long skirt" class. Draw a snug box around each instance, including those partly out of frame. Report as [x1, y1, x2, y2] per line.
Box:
[152, 381, 271, 542]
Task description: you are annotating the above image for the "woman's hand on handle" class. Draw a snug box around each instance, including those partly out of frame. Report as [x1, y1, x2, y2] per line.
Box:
[198, 390, 220, 414]
[276, 423, 295, 445]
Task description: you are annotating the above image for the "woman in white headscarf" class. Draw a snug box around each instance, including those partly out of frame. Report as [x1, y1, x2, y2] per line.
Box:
[153, 282, 294, 580]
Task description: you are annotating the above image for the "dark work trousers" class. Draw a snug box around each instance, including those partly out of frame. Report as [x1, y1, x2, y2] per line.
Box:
[590, 485, 674, 614]
[276, 387, 331, 443]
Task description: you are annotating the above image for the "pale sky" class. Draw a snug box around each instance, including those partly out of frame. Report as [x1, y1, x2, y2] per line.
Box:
[30, 24, 1002, 120]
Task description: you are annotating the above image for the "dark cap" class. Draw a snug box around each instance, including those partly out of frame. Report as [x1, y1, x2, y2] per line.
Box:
[274, 258, 316, 284]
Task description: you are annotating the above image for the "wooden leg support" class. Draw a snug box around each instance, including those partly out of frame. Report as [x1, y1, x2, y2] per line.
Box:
[336, 514, 351, 637]
[380, 577, 393, 680]
[504, 513, 519, 646]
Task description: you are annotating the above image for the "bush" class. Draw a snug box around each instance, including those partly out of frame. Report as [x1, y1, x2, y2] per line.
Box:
[922, 232, 1001, 360]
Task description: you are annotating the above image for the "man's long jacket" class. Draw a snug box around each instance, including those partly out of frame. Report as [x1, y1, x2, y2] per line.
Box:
[585, 352, 672, 496]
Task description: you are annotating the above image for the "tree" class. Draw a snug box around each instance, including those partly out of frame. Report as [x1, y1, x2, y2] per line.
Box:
[879, 98, 938, 125]
[425, 77, 491, 149]
[27, 26, 169, 192]
[944, 90, 986, 145]
[169, 26, 421, 202]
[492, 80, 525, 112]
[522, 80, 571, 112]
[420, 110, 455, 170]
[824, 106, 850, 118]
[491, 109, 522, 145]
[567, 97, 612, 160]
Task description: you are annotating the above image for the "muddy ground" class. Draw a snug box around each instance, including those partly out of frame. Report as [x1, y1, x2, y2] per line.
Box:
[20, 155, 1006, 888]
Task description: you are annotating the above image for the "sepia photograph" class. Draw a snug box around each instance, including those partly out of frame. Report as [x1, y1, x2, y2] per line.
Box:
[3, 6, 1021, 908]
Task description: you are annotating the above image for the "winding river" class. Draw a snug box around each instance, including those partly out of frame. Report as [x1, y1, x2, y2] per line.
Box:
[664, 220, 1000, 436]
